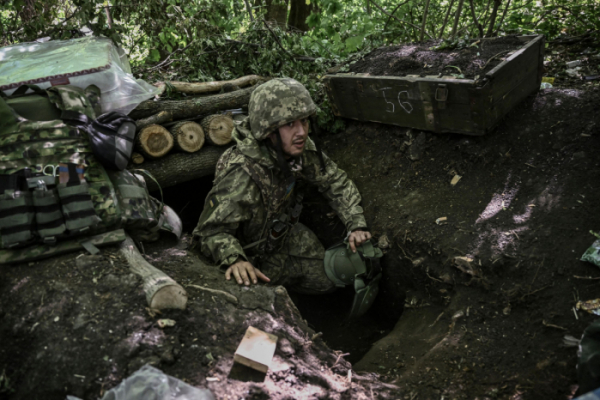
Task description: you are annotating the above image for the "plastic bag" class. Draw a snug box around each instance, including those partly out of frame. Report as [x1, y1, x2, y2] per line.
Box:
[0, 37, 160, 115]
[582, 240, 600, 267]
[67, 365, 215, 400]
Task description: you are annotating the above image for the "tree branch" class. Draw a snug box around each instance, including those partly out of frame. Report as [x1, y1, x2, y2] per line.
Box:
[368, 0, 432, 39]
[439, 0, 456, 38]
[420, 0, 431, 42]
[492, 0, 512, 36]
[243, 0, 255, 22]
[383, 0, 412, 33]
[451, 0, 465, 39]
[468, 0, 484, 37]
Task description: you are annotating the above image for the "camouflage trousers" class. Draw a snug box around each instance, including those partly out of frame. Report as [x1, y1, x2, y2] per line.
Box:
[254, 223, 336, 295]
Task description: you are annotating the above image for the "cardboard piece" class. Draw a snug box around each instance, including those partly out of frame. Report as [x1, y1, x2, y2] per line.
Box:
[233, 326, 278, 373]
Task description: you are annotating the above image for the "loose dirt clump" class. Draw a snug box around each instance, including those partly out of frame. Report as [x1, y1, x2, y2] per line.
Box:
[348, 36, 525, 79]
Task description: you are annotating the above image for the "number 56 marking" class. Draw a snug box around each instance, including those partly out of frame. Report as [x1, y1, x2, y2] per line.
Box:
[379, 87, 413, 114]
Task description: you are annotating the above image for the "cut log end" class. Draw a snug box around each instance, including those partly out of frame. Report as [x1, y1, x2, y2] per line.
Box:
[170, 121, 205, 153]
[150, 285, 188, 310]
[201, 114, 234, 146]
[131, 152, 145, 165]
[137, 124, 174, 159]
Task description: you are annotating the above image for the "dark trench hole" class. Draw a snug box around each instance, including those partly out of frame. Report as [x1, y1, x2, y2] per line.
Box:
[157, 179, 405, 364]
[151, 174, 215, 234]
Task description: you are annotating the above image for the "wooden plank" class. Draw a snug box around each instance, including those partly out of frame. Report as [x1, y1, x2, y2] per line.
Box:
[485, 35, 544, 128]
[486, 35, 544, 91]
[233, 326, 278, 373]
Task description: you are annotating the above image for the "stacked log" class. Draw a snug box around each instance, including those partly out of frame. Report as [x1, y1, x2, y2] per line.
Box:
[126, 75, 260, 190]
[201, 114, 234, 146]
[169, 121, 205, 152]
[136, 124, 174, 159]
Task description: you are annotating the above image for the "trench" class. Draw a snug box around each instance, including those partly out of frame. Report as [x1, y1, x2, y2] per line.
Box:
[157, 177, 414, 365]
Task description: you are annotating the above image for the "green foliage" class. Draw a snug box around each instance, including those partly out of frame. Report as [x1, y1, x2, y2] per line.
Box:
[1, 0, 599, 133]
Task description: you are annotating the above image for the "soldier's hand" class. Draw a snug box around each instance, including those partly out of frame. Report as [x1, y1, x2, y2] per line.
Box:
[348, 230, 372, 253]
[226, 259, 270, 286]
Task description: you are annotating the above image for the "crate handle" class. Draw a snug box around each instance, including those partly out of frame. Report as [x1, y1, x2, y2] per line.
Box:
[435, 84, 448, 102]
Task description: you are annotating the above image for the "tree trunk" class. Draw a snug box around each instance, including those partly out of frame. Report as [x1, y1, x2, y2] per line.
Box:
[136, 124, 174, 159]
[486, 0, 502, 37]
[468, 0, 484, 37]
[162, 75, 263, 95]
[420, 0, 431, 42]
[136, 146, 227, 192]
[261, 0, 288, 26]
[451, 0, 465, 39]
[129, 85, 257, 121]
[288, 0, 312, 31]
[439, 0, 456, 38]
[169, 121, 205, 153]
[136, 111, 173, 131]
[119, 234, 188, 310]
[201, 115, 234, 146]
[493, 0, 512, 36]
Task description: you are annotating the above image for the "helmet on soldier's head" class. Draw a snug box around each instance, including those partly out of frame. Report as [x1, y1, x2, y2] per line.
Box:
[248, 78, 317, 141]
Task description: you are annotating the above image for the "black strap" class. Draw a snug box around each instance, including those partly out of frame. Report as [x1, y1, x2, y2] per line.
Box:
[67, 163, 80, 187]
[309, 116, 327, 173]
[12, 84, 45, 97]
[61, 110, 89, 125]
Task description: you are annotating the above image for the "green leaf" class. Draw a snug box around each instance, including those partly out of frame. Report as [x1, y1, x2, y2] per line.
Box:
[345, 34, 365, 52]
[149, 49, 160, 62]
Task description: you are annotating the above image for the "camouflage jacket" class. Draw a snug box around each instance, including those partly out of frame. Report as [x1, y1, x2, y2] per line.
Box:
[192, 118, 366, 268]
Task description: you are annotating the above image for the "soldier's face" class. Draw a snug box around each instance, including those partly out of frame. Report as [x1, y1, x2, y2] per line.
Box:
[272, 118, 309, 158]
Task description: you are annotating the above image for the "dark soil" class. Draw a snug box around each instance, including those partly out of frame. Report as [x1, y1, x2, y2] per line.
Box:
[542, 35, 600, 89]
[2, 43, 600, 400]
[307, 83, 600, 399]
[348, 36, 526, 79]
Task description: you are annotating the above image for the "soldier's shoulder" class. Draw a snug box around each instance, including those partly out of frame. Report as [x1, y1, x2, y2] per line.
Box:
[215, 146, 247, 174]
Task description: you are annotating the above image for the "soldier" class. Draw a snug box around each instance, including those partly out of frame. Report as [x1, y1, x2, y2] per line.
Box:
[193, 78, 381, 314]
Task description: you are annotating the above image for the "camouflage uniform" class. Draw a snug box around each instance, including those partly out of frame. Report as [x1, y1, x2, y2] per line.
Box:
[193, 79, 366, 294]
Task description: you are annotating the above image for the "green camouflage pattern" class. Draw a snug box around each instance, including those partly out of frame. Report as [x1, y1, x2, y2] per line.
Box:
[0, 190, 35, 248]
[0, 85, 122, 260]
[47, 84, 101, 119]
[248, 78, 317, 140]
[0, 229, 126, 265]
[258, 223, 336, 294]
[107, 170, 159, 231]
[193, 117, 366, 269]
[32, 188, 66, 242]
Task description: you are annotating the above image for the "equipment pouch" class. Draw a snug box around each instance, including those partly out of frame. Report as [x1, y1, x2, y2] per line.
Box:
[33, 188, 66, 244]
[0, 190, 35, 248]
[57, 182, 101, 234]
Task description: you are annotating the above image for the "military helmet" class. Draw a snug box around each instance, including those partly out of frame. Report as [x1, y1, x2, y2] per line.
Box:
[248, 78, 317, 140]
[324, 239, 384, 318]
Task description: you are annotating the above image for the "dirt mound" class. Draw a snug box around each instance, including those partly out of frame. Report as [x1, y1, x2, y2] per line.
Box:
[348, 36, 525, 79]
[308, 85, 600, 399]
[0, 236, 393, 399]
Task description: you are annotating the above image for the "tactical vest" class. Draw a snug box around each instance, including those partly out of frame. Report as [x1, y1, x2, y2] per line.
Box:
[215, 146, 302, 254]
[0, 85, 164, 264]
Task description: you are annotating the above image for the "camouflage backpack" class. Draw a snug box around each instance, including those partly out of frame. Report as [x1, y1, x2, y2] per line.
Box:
[0, 84, 172, 264]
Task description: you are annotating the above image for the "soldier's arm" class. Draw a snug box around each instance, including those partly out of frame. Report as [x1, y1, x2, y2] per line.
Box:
[192, 167, 259, 268]
[305, 150, 367, 232]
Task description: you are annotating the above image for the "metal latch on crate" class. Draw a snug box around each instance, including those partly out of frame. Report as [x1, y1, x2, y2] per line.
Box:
[435, 84, 448, 109]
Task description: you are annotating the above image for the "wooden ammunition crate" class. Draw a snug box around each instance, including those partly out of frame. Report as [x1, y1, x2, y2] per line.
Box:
[323, 35, 545, 136]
